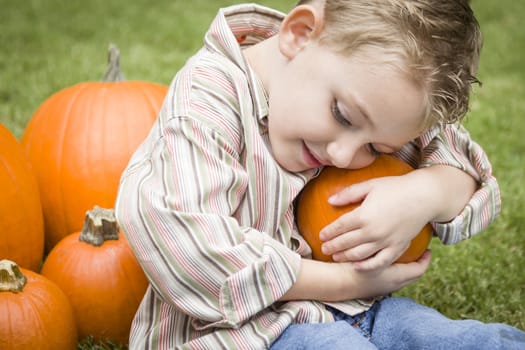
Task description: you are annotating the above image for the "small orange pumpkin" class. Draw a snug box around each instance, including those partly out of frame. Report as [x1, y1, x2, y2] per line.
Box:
[41, 206, 149, 345]
[21, 45, 168, 252]
[0, 124, 44, 271]
[296, 155, 432, 263]
[0, 259, 77, 349]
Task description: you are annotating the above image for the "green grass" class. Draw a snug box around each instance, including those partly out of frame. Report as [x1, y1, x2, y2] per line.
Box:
[77, 336, 127, 350]
[396, 1, 525, 330]
[1, 0, 523, 347]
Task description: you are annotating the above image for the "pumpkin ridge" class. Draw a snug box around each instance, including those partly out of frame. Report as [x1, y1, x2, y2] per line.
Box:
[136, 81, 167, 111]
[59, 83, 94, 242]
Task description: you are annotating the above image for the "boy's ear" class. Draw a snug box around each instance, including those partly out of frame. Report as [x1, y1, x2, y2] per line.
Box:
[279, 5, 324, 59]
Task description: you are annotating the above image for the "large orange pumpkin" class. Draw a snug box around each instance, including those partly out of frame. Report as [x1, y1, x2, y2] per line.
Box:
[0, 124, 44, 271]
[296, 155, 433, 263]
[41, 206, 149, 345]
[0, 259, 77, 349]
[21, 45, 168, 252]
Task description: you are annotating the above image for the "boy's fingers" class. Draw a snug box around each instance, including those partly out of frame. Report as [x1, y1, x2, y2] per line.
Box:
[328, 180, 371, 206]
[352, 244, 427, 272]
[330, 241, 378, 262]
[352, 248, 396, 271]
[319, 209, 362, 240]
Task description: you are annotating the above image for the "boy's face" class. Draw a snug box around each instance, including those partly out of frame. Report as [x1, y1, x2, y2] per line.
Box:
[266, 44, 427, 172]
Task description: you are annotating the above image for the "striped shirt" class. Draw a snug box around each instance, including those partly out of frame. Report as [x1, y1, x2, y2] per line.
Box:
[115, 4, 501, 349]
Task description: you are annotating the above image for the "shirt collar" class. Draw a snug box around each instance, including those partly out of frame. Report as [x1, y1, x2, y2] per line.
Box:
[204, 4, 285, 130]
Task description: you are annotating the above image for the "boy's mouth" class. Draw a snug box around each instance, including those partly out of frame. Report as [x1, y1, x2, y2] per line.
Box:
[302, 142, 324, 168]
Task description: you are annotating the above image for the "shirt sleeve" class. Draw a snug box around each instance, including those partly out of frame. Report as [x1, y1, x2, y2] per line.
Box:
[115, 85, 301, 331]
[395, 123, 501, 245]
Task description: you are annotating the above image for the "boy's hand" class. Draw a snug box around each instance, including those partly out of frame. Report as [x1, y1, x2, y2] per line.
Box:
[319, 173, 434, 271]
[281, 250, 432, 302]
[340, 250, 433, 299]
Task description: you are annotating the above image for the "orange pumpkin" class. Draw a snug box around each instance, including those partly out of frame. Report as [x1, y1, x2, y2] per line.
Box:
[21, 45, 168, 252]
[296, 154, 432, 263]
[0, 259, 77, 349]
[0, 124, 44, 271]
[41, 206, 149, 345]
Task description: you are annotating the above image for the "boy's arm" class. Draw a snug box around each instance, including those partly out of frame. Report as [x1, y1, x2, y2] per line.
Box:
[115, 115, 302, 329]
[407, 123, 501, 244]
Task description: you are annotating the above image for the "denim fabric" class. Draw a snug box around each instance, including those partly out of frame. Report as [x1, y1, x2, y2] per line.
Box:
[270, 297, 525, 349]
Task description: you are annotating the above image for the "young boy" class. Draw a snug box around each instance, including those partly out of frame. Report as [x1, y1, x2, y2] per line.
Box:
[115, 1, 525, 348]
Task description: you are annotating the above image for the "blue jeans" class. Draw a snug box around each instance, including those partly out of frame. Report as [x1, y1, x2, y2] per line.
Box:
[270, 297, 525, 349]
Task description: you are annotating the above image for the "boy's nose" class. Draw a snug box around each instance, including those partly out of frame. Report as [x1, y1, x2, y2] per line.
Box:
[327, 142, 375, 169]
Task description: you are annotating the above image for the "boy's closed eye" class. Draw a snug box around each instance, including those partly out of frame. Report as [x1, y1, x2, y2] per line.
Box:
[331, 98, 381, 157]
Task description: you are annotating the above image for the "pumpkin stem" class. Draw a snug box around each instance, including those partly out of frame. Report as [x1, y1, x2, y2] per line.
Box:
[0, 259, 27, 293]
[79, 206, 120, 246]
[101, 43, 126, 82]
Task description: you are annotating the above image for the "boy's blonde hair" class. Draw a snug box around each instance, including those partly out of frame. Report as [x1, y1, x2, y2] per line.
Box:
[296, 0, 482, 128]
